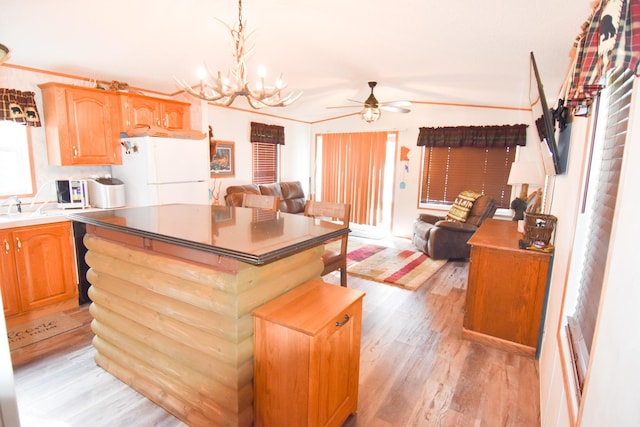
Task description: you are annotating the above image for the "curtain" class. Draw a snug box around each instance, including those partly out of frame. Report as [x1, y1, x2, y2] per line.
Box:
[250, 122, 285, 145]
[319, 132, 389, 226]
[568, 0, 640, 108]
[416, 124, 527, 148]
[0, 89, 41, 127]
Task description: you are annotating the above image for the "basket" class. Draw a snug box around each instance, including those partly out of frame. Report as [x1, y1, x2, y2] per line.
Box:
[523, 212, 557, 245]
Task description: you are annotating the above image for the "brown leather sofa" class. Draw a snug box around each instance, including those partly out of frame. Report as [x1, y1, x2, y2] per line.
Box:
[225, 181, 306, 214]
[412, 194, 497, 260]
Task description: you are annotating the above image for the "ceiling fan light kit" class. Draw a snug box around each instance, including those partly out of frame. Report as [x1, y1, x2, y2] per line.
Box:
[328, 81, 411, 123]
[175, 0, 301, 109]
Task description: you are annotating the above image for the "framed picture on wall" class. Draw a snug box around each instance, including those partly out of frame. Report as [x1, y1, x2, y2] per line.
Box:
[210, 140, 234, 177]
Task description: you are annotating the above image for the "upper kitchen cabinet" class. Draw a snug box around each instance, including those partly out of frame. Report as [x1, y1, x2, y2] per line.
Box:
[39, 83, 122, 165]
[120, 93, 191, 132]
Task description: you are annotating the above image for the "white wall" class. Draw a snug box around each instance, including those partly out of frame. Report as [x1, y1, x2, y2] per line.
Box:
[538, 81, 640, 426]
[202, 105, 312, 203]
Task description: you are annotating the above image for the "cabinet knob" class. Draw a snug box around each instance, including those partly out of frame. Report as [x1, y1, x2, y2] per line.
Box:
[15, 237, 21, 252]
[72, 146, 78, 158]
[3, 239, 9, 254]
[335, 314, 351, 327]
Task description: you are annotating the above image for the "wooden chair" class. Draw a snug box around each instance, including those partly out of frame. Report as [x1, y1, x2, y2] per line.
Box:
[241, 193, 280, 210]
[304, 200, 351, 287]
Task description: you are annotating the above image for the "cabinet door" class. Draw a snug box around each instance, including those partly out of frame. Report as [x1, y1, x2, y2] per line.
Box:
[0, 229, 20, 317]
[65, 88, 122, 165]
[125, 96, 161, 128]
[161, 101, 190, 131]
[309, 302, 361, 426]
[13, 222, 77, 312]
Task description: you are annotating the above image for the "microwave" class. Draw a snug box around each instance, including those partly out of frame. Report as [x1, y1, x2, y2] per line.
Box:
[56, 180, 89, 209]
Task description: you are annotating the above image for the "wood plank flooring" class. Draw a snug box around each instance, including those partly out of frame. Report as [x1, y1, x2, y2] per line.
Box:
[10, 237, 540, 427]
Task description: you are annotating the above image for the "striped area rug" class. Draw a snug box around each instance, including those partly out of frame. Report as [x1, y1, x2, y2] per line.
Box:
[345, 244, 447, 291]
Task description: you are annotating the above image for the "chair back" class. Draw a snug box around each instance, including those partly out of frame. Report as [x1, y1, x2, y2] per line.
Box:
[304, 200, 351, 286]
[242, 193, 280, 210]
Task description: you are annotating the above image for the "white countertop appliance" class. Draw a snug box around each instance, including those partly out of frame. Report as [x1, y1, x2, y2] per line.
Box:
[55, 179, 89, 209]
[88, 177, 126, 208]
[111, 136, 210, 207]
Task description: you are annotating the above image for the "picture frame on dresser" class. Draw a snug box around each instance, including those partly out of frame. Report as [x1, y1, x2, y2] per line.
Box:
[210, 140, 235, 177]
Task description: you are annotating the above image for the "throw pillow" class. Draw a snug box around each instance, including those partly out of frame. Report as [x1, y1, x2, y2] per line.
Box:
[446, 190, 483, 222]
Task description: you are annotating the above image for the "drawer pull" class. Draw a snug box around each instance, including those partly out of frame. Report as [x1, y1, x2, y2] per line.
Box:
[336, 314, 350, 327]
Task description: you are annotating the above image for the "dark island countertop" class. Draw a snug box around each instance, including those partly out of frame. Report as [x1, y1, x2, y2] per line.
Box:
[69, 204, 349, 265]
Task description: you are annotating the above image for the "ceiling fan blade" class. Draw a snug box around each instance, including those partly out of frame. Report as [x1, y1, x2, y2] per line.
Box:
[381, 105, 411, 113]
[381, 100, 412, 108]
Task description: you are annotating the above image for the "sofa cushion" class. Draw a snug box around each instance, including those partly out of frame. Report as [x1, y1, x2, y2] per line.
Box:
[466, 195, 496, 226]
[279, 181, 306, 214]
[445, 190, 482, 222]
[224, 184, 260, 206]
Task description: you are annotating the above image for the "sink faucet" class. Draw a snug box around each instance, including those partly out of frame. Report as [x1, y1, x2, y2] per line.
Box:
[3, 196, 22, 214]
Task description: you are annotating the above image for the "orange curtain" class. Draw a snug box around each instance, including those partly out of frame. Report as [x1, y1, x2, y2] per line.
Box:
[319, 132, 389, 226]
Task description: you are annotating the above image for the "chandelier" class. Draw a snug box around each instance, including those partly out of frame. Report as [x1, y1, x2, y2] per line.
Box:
[176, 0, 301, 108]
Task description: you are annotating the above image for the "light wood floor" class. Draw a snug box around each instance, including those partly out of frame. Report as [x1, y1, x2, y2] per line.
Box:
[10, 237, 540, 427]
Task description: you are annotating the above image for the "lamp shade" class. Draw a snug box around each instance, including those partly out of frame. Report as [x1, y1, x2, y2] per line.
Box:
[507, 160, 545, 186]
[0, 43, 9, 64]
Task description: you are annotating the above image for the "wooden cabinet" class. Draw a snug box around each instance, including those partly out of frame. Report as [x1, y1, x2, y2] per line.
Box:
[0, 229, 20, 317]
[120, 93, 190, 131]
[39, 83, 122, 165]
[253, 279, 365, 427]
[1, 222, 78, 324]
[463, 219, 552, 357]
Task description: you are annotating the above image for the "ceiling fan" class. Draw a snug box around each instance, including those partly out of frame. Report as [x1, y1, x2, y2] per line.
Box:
[327, 81, 412, 122]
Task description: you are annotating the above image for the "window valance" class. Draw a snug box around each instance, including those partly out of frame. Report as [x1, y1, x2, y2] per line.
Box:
[416, 124, 527, 148]
[568, 0, 640, 108]
[250, 121, 285, 145]
[0, 88, 41, 127]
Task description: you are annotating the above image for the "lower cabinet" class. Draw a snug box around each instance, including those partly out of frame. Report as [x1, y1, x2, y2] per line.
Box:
[253, 279, 365, 427]
[1, 221, 78, 324]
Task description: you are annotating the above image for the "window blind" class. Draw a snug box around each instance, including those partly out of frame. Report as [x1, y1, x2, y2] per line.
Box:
[420, 145, 515, 208]
[567, 67, 633, 396]
[252, 142, 278, 184]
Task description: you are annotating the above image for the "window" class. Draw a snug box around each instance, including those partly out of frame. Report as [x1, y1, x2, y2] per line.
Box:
[419, 145, 515, 209]
[252, 142, 279, 184]
[0, 121, 35, 197]
[416, 124, 526, 210]
[564, 67, 633, 399]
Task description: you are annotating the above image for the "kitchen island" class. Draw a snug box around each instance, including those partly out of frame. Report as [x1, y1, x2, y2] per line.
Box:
[69, 204, 349, 427]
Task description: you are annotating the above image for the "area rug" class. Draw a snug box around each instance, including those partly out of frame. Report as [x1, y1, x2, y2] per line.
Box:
[345, 244, 447, 291]
[7, 312, 82, 351]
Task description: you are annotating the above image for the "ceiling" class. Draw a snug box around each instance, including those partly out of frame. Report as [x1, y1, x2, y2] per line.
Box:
[0, 0, 592, 123]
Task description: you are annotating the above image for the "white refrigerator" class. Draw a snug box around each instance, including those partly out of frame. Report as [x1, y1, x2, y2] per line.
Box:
[111, 136, 210, 207]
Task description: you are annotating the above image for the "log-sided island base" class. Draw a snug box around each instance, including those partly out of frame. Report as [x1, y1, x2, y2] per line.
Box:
[69, 204, 353, 427]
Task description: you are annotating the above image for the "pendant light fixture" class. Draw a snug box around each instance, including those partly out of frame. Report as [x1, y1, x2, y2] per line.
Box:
[176, 0, 301, 109]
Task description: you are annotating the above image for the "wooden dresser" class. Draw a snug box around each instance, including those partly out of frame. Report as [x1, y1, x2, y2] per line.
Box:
[463, 219, 552, 357]
[253, 279, 365, 427]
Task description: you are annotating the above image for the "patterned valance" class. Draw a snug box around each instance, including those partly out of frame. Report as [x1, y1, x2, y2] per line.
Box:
[416, 124, 527, 148]
[250, 121, 285, 145]
[568, 0, 640, 108]
[0, 88, 41, 127]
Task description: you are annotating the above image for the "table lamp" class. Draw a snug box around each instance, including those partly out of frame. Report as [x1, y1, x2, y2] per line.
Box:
[507, 160, 545, 220]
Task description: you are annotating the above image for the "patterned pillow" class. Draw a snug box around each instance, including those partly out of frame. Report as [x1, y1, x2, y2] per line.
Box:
[446, 190, 483, 222]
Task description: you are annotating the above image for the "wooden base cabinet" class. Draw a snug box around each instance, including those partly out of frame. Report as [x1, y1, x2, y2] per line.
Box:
[253, 280, 365, 427]
[1, 221, 78, 325]
[463, 219, 552, 357]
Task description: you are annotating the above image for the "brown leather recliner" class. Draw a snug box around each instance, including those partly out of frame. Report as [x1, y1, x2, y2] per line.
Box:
[412, 194, 497, 260]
